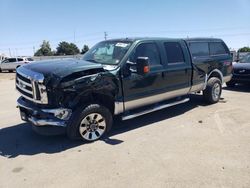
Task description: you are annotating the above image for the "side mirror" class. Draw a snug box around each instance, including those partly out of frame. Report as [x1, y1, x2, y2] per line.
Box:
[136, 57, 150, 75]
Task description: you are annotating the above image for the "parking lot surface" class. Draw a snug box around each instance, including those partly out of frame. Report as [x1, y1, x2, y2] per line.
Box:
[0, 73, 250, 188]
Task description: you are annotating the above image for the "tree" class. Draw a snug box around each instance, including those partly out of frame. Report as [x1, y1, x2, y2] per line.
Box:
[238, 47, 250, 53]
[56, 41, 80, 55]
[81, 45, 89, 54]
[34, 40, 53, 56]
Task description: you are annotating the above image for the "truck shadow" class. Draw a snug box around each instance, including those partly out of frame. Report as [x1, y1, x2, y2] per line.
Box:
[0, 95, 208, 158]
[109, 94, 208, 137]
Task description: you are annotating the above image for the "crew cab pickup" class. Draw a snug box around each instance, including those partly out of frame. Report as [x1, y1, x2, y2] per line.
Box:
[16, 38, 232, 141]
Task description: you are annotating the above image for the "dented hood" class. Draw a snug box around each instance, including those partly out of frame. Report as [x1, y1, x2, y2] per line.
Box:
[23, 59, 103, 78]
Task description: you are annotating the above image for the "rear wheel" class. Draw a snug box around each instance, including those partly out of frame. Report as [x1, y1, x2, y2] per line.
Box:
[67, 104, 113, 142]
[203, 77, 222, 104]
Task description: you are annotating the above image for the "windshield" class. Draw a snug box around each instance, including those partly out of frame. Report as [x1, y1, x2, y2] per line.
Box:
[240, 54, 250, 63]
[83, 41, 132, 65]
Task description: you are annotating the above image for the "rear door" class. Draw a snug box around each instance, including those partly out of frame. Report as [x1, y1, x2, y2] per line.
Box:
[188, 42, 211, 91]
[161, 40, 192, 95]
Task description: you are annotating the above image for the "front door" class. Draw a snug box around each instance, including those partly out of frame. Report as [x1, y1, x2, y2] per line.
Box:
[122, 42, 165, 111]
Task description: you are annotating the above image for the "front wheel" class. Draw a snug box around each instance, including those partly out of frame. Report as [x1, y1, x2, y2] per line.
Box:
[67, 104, 113, 142]
[203, 77, 222, 104]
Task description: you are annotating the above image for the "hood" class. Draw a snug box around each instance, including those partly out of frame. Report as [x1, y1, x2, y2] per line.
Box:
[23, 58, 104, 78]
[233, 62, 250, 70]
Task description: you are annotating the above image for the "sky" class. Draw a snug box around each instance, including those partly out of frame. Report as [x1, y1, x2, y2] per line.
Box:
[0, 0, 250, 56]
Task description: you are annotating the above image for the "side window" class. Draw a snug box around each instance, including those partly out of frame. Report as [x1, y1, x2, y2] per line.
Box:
[133, 43, 161, 66]
[8, 58, 17, 63]
[189, 42, 209, 57]
[17, 58, 24, 61]
[164, 42, 185, 64]
[209, 42, 228, 55]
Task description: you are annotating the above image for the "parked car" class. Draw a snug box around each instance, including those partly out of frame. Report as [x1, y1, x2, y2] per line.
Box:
[16, 38, 232, 141]
[0, 57, 34, 72]
[226, 54, 250, 87]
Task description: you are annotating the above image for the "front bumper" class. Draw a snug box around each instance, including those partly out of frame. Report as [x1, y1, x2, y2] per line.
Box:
[17, 97, 70, 128]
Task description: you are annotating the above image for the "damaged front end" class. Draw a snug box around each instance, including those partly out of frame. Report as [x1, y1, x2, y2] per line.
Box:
[16, 59, 117, 135]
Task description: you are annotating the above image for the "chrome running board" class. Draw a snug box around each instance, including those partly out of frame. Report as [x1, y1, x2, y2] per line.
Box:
[122, 98, 190, 121]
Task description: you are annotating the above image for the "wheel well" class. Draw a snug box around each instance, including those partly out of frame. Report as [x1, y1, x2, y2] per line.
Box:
[208, 70, 222, 82]
[75, 92, 115, 115]
[91, 93, 114, 115]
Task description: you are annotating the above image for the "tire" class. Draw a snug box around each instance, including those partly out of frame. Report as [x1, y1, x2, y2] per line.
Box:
[8, 70, 13, 73]
[203, 77, 222, 104]
[0, 68, 2, 73]
[67, 104, 113, 142]
[226, 81, 235, 88]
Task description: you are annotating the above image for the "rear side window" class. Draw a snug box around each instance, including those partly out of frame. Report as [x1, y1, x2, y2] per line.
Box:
[164, 42, 185, 64]
[189, 42, 209, 57]
[8, 58, 17, 63]
[17, 58, 24, 61]
[209, 42, 228, 55]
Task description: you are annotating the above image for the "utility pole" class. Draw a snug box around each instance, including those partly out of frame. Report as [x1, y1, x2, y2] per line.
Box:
[9, 48, 12, 57]
[104, 32, 108, 40]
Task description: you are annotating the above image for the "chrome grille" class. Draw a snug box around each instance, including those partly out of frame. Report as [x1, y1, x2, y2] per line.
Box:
[16, 66, 48, 104]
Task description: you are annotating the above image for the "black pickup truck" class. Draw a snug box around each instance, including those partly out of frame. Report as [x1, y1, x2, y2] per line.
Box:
[16, 38, 232, 141]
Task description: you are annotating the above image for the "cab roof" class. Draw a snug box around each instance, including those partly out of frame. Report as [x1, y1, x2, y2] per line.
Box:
[105, 37, 223, 43]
